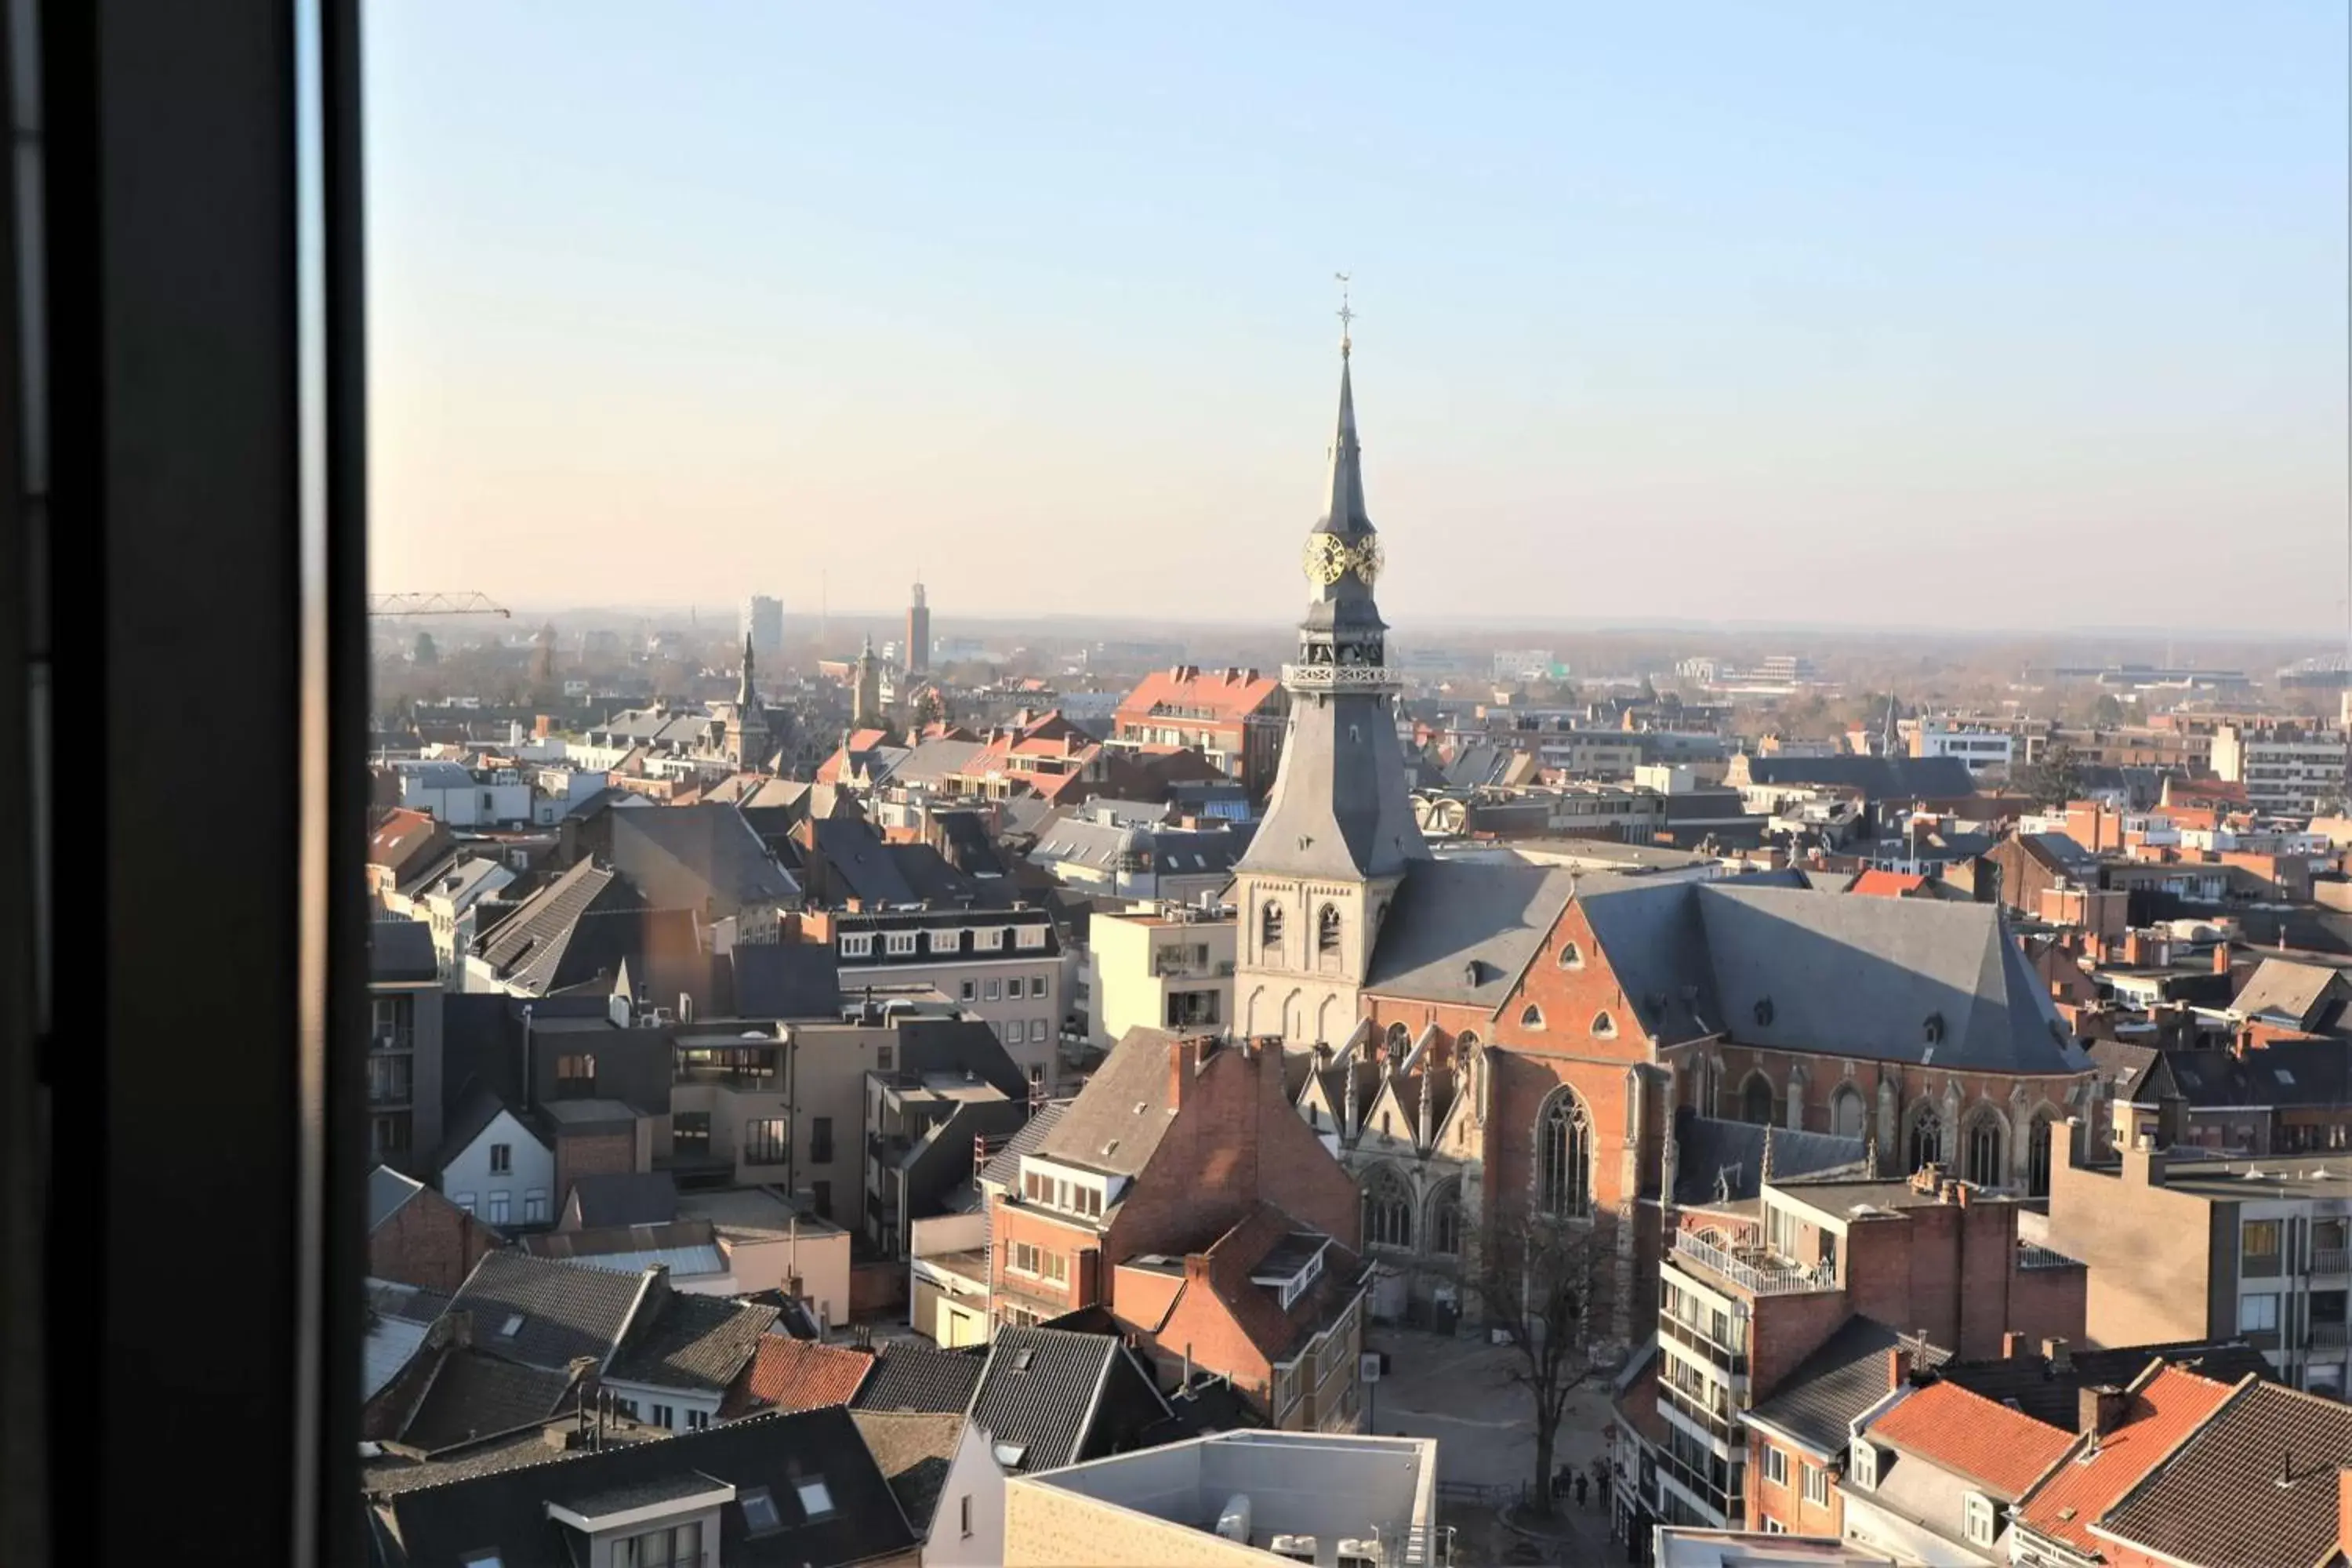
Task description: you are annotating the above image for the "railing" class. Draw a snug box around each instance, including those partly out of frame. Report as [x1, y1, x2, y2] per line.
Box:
[2309, 1321, 2350, 1351]
[2019, 1243, 2080, 1271]
[1281, 662, 1400, 691]
[1378, 1522, 1456, 1567]
[2314, 1247, 2349, 1276]
[1671, 1232, 1835, 1297]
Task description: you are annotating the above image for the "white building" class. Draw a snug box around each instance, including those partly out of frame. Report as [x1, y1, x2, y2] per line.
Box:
[741, 593, 783, 654]
[437, 1095, 554, 1230]
[1911, 720, 2013, 780]
[2211, 724, 2347, 816]
[394, 760, 535, 827]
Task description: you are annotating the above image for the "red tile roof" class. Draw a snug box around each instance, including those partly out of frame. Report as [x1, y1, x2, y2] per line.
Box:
[1868, 1380, 2078, 1496]
[718, 1334, 875, 1418]
[1850, 870, 1929, 898]
[1114, 666, 1283, 728]
[2094, 1379, 2352, 1568]
[2013, 1365, 2240, 1554]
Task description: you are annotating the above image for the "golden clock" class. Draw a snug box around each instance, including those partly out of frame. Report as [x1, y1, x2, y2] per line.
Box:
[1302, 534, 1350, 586]
[1348, 536, 1384, 585]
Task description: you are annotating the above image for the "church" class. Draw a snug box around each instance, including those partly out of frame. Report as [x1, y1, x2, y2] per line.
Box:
[1232, 325, 2094, 1334]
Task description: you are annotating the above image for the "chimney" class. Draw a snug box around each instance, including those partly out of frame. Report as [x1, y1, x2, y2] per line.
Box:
[2080, 1385, 2128, 1439]
[2042, 1338, 2073, 1374]
[1167, 1033, 1189, 1110]
[1886, 1345, 1915, 1392]
[2002, 1330, 2026, 1359]
[2213, 942, 2234, 975]
[2338, 1466, 2352, 1561]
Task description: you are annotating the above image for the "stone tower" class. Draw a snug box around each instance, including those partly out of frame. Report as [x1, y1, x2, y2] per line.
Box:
[853, 633, 883, 728]
[1232, 321, 1428, 1047]
[725, 630, 770, 768]
[906, 580, 931, 675]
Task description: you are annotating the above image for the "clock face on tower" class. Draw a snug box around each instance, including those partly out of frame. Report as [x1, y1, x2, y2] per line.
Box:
[1350, 536, 1384, 585]
[1302, 534, 1350, 586]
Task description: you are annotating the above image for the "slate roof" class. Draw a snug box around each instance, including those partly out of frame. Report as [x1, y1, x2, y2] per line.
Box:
[2097, 1381, 2352, 1568]
[1741, 754, 1977, 800]
[371, 1405, 916, 1568]
[565, 1171, 680, 1229]
[2231, 956, 2349, 1029]
[849, 1341, 985, 1414]
[722, 1335, 877, 1417]
[471, 859, 641, 983]
[1361, 856, 1580, 1007]
[1869, 1379, 2077, 1495]
[605, 1293, 780, 1395]
[2013, 1364, 2240, 1557]
[397, 1349, 580, 1450]
[979, 1100, 1070, 1190]
[441, 1251, 649, 1373]
[810, 815, 920, 906]
[2151, 1042, 2352, 1111]
[609, 804, 800, 914]
[543, 906, 708, 1007]
[369, 1165, 427, 1231]
[2020, 831, 2100, 882]
[372, 919, 441, 984]
[1745, 1318, 1945, 1457]
[848, 1410, 964, 1537]
[964, 1327, 1156, 1474]
[364, 1279, 449, 1402]
[1035, 1028, 1188, 1179]
[1670, 1112, 1867, 1207]
[431, 1080, 539, 1176]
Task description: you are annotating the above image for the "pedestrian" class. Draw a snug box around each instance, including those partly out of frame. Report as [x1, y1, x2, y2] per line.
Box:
[1575, 1472, 1589, 1509]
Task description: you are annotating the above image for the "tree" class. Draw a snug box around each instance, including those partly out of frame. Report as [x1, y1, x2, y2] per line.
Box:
[2090, 692, 2124, 725]
[2016, 742, 2085, 808]
[1459, 1210, 1617, 1519]
[912, 686, 945, 729]
[411, 630, 438, 666]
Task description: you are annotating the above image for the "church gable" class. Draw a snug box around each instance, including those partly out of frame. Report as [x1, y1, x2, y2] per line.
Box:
[1494, 892, 1658, 1064]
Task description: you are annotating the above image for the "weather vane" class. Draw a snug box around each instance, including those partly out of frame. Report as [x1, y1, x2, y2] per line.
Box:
[1334, 271, 1354, 357]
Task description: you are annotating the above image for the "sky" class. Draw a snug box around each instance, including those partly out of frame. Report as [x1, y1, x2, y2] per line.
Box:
[365, 3, 2348, 633]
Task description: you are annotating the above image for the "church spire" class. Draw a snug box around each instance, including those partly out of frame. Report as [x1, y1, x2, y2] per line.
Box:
[1317, 274, 1373, 543]
[738, 630, 757, 706]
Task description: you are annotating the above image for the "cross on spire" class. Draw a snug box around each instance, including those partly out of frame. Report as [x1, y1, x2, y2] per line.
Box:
[1335, 271, 1354, 358]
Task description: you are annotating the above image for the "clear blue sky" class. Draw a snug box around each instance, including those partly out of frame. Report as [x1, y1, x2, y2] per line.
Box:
[365, 2, 2348, 633]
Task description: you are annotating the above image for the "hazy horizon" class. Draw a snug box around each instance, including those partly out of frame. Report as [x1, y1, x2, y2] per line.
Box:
[365, 4, 2349, 630]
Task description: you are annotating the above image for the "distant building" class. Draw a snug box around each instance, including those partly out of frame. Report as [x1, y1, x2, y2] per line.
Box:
[1492, 648, 1557, 681]
[1911, 718, 2013, 779]
[1111, 665, 1288, 796]
[906, 580, 931, 673]
[740, 593, 783, 654]
[2210, 721, 2347, 816]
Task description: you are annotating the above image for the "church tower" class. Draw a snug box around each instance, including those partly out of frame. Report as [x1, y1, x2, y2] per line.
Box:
[725, 630, 770, 768]
[853, 633, 883, 728]
[1232, 303, 1428, 1047]
[906, 580, 931, 674]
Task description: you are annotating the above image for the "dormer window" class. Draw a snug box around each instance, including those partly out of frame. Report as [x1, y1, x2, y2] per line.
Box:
[1850, 1440, 1878, 1490]
[1557, 941, 1583, 970]
[1591, 1011, 1617, 1040]
[885, 931, 917, 956]
[1963, 1492, 1995, 1548]
[1521, 1004, 1545, 1030]
[929, 927, 960, 953]
[840, 933, 873, 959]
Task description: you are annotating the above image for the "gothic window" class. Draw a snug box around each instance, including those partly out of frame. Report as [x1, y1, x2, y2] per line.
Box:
[1537, 1090, 1592, 1219]
[1521, 1004, 1546, 1030]
[1740, 1073, 1774, 1127]
[1385, 1022, 1411, 1058]
[1362, 1167, 1414, 1250]
[1428, 1180, 1465, 1256]
[1591, 1011, 1617, 1040]
[1907, 1105, 1945, 1174]
[1831, 1086, 1867, 1140]
[1261, 902, 1285, 954]
[1963, 1108, 2005, 1189]
[2027, 1109, 2059, 1198]
[1317, 902, 1342, 960]
[1557, 940, 1583, 970]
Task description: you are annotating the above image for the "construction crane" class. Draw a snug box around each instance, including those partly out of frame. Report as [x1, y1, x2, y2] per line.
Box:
[366, 591, 511, 618]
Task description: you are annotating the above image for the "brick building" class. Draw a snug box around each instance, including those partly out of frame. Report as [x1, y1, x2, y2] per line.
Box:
[985, 1029, 1369, 1428]
[1110, 666, 1287, 797]
[366, 1164, 501, 1294]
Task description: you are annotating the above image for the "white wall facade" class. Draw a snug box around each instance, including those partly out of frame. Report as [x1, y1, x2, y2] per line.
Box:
[438, 1108, 554, 1230]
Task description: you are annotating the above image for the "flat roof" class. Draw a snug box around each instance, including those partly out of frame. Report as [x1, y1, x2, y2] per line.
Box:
[2140, 1157, 2352, 1203]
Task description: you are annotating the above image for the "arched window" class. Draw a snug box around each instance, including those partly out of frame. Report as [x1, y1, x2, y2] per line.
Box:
[1385, 1022, 1412, 1058]
[1427, 1180, 1465, 1256]
[1362, 1167, 1414, 1250]
[1261, 901, 1285, 953]
[1740, 1074, 1774, 1127]
[1591, 1011, 1617, 1040]
[1831, 1086, 1867, 1140]
[2027, 1110, 2058, 1198]
[1907, 1106, 1944, 1174]
[1537, 1090, 1592, 1219]
[1317, 903, 1342, 968]
[1963, 1108, 2005, 1189]
[1557, 941, 1583, 970]
[1521, 1004, 1546, 1030]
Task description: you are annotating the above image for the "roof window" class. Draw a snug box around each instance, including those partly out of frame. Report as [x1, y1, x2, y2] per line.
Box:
[741, 1487, 780, 1534]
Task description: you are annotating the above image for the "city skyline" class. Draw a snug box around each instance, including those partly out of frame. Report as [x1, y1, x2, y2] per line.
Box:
[365, 3, 2347, 628]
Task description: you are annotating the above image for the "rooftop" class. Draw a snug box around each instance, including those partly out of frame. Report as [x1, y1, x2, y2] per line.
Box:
[1654, 1530, 1896, 1568]
[1011, 1431, 1442, 1566]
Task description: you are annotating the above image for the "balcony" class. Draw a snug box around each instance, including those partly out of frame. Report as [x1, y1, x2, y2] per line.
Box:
[2314, 1248, 2349, 1277]
[2019, 1243, 2080, 1271]
[2310, 1321, 2350, 1352]
[1659, 1312, 1746, 1376]
[1671, 1231, 1836, 1298]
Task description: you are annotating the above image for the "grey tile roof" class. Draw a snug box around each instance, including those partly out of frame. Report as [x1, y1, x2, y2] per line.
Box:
[1741, 754, 1977, 800]
[848, 1410, 964, 1536]
[368, 1165, 427, 1231]
[398, 1348, 579, 1450]
[978, 1099, 1071, 1189]
[371, 918, 441, 984]
[565, 1171, 679, 1229]
[1363, 856, 1580, 1007]
[472, 858, 638, 979]
[964, 1327, 1142, 1474]
[811, 816, 918, 906]
[1036, 1028, 1188, 1179]
[431, 1080, 537, 1177]
[1745, 1317, 1945, 1456]
[442, 1250, 649, 1373]
[2098, 1380, 2352, 1568]
[850, 1341, 985, 1414]
[606, 1293, 780, 1395]
[1936, 1339, 2274, 1430]
[610, 803, 800, 914]
[374, 1405, 917, 1568]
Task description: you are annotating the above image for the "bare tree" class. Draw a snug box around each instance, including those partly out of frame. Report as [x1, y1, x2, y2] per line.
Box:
[1458, 1210, 1616, 1518]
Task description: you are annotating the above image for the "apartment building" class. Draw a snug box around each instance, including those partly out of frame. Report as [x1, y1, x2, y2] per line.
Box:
[2045, 1132, 2352, 1396]
[1646, 1168, 2085, 1530]
[1002, 1431, 1447, 1568]
[1110, 664, 1287, 795]
[804, 904, 1068, 1088]
[368, 919, 445, 1174]
[1911, 719, 2014, 779]
[2211, 721, 2348, 816]
[1086, 901, 1236, 1047]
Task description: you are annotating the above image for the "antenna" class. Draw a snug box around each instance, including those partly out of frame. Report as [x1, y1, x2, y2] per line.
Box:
[1334, 271, 1354, 358]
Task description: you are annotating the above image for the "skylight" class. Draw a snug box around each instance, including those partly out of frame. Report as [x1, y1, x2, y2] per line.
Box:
[499, 1313, 524, 1337]
[796, 1479, 835, 1519]
[2277, 1069, 2297, 1085]
[741, 1487, 779, 1533]
[993, 1442, 1029, 1469]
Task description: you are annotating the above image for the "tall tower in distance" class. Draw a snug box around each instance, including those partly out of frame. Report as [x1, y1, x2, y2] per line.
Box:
[1231, 288, 1429, 1047]
[906, 579, 931, 673]
[854, 633, 883, 728]
[741, 594, 783, 655]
